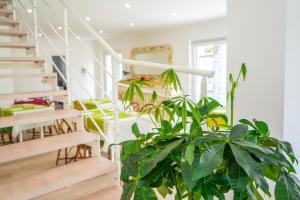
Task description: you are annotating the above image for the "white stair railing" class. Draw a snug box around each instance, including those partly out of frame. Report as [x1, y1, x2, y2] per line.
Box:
[13, 0, 112, 152]
[11, 0, 214, 161]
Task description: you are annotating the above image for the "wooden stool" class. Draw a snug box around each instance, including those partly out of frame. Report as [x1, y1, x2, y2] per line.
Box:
[74, 144, 92, 161]
[55, 119, 74, 165]
[31, 126, 53, 140]
[0, 128, 13, 145]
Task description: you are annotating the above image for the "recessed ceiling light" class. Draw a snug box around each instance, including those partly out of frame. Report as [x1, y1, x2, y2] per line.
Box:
[27, 9, 32, 13]
[172, 12, 177, 17]
[76, 35, 80, 39]
[58, 26, 63, 30]
[38, 33, 43, 37]
[85, 17, 90, 22]
[125, 3, 131, 8]
[99, 30, 104, 34]
[129, 22, 135, 27]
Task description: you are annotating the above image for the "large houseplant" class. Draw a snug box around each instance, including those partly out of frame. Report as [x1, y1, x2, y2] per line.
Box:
[116, 64, 300, 200]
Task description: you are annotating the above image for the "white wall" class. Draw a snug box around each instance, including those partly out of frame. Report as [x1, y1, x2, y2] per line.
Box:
[284, 0, 300, 174]
[227, 0, 287, 139]
[100, 18, 226, 94]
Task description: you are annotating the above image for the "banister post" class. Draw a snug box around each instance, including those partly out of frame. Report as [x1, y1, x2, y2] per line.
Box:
[112, 59, 121, 181]
[64, 6, 71, 108]
[11, 0, 16, 20]
[33, 0, 39, 56]
[201, 76, 208, 98]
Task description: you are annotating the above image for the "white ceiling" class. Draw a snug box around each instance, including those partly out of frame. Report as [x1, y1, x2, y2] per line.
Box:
[19, 0, 226, 38]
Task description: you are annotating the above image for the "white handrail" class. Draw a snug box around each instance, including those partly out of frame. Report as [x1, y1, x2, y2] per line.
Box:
[59, 0, 214, 77]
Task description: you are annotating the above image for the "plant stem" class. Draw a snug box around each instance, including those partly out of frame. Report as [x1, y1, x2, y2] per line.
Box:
[230, 91, 234, 127]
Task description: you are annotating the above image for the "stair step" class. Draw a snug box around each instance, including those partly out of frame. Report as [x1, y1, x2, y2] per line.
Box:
[0, 8, 12, 17]
[0, 18, 19, 26]
[0, 157, 117, 200]
[0, 131, 99, 164]
[0, 30, 27, 37]
[0, 42, 34, 49]
[80, 186, 122, 200]
[0, 109, 81, 128]
[0, 72, 56, 79]
[0, 56, 44, 62]
[0, 90, 68, 101]
[0, 2, 7, 8]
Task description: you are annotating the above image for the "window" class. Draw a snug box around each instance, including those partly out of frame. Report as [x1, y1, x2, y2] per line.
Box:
[104, 53, 123, 96]
[190, 39, 227, 106]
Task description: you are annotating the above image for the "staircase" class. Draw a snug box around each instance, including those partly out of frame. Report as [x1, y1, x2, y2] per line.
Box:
[0, 1, 121, 199]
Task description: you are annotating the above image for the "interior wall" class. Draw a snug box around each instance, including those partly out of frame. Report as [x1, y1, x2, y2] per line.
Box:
[99, 18, 226, 94]
[283, 0, 300, 174]
[227, 0, 287, 139]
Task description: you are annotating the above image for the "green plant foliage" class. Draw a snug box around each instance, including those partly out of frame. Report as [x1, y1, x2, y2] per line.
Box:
[115, 65, 300, 200]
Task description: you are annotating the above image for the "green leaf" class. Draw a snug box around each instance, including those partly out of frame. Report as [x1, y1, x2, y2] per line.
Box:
[120, 140, 141, 162]
[156, 180, 170, 198]
[275, 172, 300, 200]
[140, 139, 183, 177]
[262, 165, 282, 182]
[233, 189, 248, 200]
[241, 63, 247, 81]
[181, 101, 187, 131]
[135, 83, 145, 102]
[131, 123, 141, 138]
[187, 100, 201, 126]
[280, 141, 298, 164]
[230, 144, 270, 195]
[239, 119, 258, 131]
[134, 187, 157, 200]
[193, 143, 225, 180]
[121, 181, 137, 200]
[228, 161, 249, 190]
[229, 124, 249, 140]
[185, 144, 195, 166]
[254, 120, 269, 136]
[233, 140, 291, 168]
[247, 183, 264, 200]
[182, 153, 201, 191]
[199, 97, 221, 115]
[151, 91, 158, 103]
[229, 73, 233, 83]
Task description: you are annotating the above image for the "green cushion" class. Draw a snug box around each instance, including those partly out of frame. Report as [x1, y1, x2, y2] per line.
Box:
[84, 109, 130, 132]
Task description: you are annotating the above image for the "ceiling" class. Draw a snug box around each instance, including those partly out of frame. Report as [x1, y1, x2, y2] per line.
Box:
[18, 0, 226, 38]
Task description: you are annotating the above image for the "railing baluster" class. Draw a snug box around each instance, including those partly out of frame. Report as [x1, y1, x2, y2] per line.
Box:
[11, 0, 16, 20]
[201, 76, 208, 98]
[64, 6, 71, 107]
[112, 59, 121, 180]
[32, 0, 39, 56]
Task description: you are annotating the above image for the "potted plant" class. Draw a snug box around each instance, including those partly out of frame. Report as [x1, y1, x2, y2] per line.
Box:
[116, 64, 300, 200]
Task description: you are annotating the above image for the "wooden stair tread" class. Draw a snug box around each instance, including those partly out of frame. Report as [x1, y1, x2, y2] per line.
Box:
[0, 30, 27, 37]
[0, 56, 44, 62]
[0, 157, 117, 200]
[0, 109, 81, 128]
[0, 131, 99, 164]
[0, 8, 12, 16]
[0, 19, 19, 26]
[0, 2, 7, 8]
[0, 72, 56, 79]
[0, 42, 34, 49]
[0, 90, 68, 100]
[80, 186, 122, 200]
